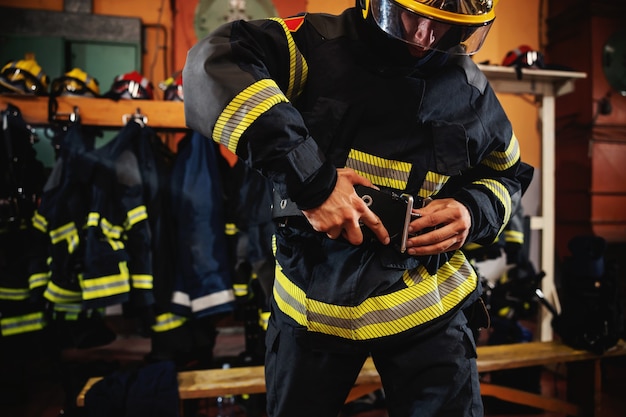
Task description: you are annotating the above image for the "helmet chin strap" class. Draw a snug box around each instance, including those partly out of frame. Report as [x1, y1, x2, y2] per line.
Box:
[358, 0, 369, 19]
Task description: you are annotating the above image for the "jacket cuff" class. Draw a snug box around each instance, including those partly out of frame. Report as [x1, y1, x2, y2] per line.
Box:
[452, 188, 503, 245]
[292, 160, 337, 210]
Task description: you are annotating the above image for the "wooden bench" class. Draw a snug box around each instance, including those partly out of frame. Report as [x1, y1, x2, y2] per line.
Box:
[77, 339, 626, 416]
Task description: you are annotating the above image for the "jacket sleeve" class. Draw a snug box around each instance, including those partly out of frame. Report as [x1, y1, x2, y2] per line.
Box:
[183, 17, 337, 210]
[435, 65, 534, 246]
[451, 136, 534, 246]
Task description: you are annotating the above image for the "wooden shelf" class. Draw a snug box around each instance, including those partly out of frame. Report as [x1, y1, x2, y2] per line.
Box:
[478, 64, 587, 97]
[0, 94, 186, 129]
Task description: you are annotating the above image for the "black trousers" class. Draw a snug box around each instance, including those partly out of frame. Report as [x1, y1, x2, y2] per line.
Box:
[264, 304, 483, 417]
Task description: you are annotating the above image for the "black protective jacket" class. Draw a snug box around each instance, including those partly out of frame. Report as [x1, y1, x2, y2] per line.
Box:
[183, 8, 533, 342]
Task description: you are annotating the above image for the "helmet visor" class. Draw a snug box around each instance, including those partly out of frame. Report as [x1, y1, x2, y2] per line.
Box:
[370, 0, 494, 55]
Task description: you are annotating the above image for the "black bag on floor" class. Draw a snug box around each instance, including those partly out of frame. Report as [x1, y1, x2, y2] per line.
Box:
[554, 236, 624, 355]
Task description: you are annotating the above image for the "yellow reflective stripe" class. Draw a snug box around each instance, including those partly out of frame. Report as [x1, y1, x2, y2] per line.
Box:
[481, 134, 520, 171]
[151, 313, 187, 332]
[269, 17, 308, 101]
[87, 213, 126, 251]
[473, 178, 512, 234]
[1, 312, 46, 336]
[0, 286, 29, 301]
[52, 302, 83, 315]
[419, 171, 450, 198]
[99, 216, 124, 240]
[50, 222, 79, 253]
[213, 79, 289, 154]
[463, 242, 483, 251]
[126, 205, 148, 229]
[401, 266, 428, 287]
[504, 229, 524, 244]
[131, 274, 153, 290]
[111, 240, 125, 250]
[346, 149, 412, 190]
[497, 306, 511, 318]
[29, 272, 50, 290]
[80, 262, 131, 300]
[272, 273, 307, 325]
[32, 211, 47, 233]
[258, 310, 270, 331]
[233, 283, 249, 297]
[273, 251, 476, 340]
[44, 281, 82, 304]
[86, 212, 100, 227]
[225, 222, 238, 236]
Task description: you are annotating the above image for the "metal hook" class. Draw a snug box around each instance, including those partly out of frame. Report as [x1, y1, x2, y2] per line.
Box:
[122, 107, 148, 127]
[48, 95, 81, 125]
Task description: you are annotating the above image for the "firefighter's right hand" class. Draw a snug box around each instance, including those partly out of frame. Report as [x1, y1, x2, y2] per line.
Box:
[302, 168, 390, 246]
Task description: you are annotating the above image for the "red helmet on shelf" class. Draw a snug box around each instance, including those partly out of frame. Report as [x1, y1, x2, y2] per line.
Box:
[502, 45, 545, 69]
[104, 70, 154, 100]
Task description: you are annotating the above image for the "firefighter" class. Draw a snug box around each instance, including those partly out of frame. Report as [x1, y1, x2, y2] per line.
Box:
[183, 1, 534, 416]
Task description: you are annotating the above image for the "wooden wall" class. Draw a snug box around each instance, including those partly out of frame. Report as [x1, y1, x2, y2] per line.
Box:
[547, 0, 626, 255]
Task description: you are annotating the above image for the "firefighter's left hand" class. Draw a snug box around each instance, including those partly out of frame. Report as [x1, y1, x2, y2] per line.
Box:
[404, 198, 471, 256]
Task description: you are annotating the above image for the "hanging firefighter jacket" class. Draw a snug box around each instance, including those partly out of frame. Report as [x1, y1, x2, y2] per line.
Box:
[128, 121, 211, 363]
[27, 120, 155, 317]
[130, 123, 185, 334]
[29, 124, 95, 316]
[216, 152, 275, 363]
[82, 119, 155, 309]
[218, 154, 275, 305]
[0, 104, 47, 337]
[23, 114, 234, 358]
[169, 131, 235, 319]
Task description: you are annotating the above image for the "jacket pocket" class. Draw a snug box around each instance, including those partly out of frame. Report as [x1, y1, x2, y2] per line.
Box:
[301, 97, 349, 155]
[431, 120, 470, 176]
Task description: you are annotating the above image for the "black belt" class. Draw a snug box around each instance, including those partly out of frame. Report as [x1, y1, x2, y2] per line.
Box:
[271, 189, 431, 230]
[272, 190, 304, 219]
[274, 216, 313, 230]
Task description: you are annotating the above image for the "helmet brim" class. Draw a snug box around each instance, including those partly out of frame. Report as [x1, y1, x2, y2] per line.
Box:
[369, 0, 494, 55]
